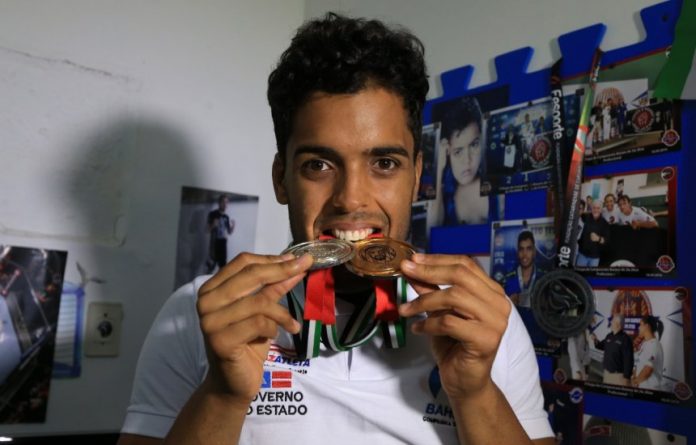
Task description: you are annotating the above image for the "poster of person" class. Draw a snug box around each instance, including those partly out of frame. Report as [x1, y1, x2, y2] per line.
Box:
[174, 186, 259, 289]
[583, 415, 687, 444]
[0, 245, 68, 423]
[424, 87, 509, 229]
[481, 93, 580, 194]
[575, 166, 676, 278]
[542, 382, 584, 445]
[490, 217, 560, 355]
[554, 287, 692, 405]
[580, 79, 681, 164]
[408, 202, 428, 252]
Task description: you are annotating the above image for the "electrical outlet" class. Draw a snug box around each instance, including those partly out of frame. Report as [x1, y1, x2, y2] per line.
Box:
[84, 302, 123, 357]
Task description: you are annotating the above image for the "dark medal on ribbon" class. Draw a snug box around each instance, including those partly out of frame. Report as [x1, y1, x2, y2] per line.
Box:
[530, 52, 601, 339]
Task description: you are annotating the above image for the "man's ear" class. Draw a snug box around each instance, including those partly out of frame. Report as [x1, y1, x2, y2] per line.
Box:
[272, 153, 288, 205]
[412, 151, 423, 203]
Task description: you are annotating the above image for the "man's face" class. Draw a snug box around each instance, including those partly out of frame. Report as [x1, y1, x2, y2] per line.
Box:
[273, 87, 422, 244]
[604, 195, 615, 210]
[618, 198, 631, 215]
[611, 315, 623, 333]
[446, 123, 481, 186]
[218, 197, 228, 211]
[591, 201, 602, 219]
[517, 238, 535, 269]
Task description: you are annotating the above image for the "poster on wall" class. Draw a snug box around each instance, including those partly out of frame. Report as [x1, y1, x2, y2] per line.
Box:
[575, 166, 677, 278]
[579, 79, 682, 165]
[490, 217, 560, 355]
[554, 287, 693, 406]
[583, 415, 687, 444]
[423, 87, 509, 229]
[542, 382, 584, 445]
[0, 245, 68, 423]
[481, 93, 580, 194]
[174, 186, 259, 289]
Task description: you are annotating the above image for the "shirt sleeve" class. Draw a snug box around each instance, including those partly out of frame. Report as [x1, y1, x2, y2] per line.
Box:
[494, 300, 554, 440]
[121, 278, 209, 439]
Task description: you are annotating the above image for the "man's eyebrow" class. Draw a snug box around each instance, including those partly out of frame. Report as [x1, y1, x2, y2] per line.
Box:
[293, 145, 411, 158]
[369, 146, 410, 157]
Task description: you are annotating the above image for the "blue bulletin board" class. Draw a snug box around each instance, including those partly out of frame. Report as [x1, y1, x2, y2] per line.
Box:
[424, 0, 695, 441]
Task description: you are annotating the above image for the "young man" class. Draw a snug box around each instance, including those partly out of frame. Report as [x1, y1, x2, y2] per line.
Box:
[601, 193, 621, 224]
[617, 195, 658, 229]
[504, 230, 543, 308]
[207, 195, 235, 272]
[118, 13, 553, 445]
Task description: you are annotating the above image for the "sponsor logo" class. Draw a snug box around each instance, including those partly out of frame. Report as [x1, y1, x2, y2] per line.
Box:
[422, 366, 456, 427]
[553, 368, 567, 384]
[656, 255, 675, 274]
[673, 381, 693, 401]
[631, 107, 654, 132]
[660, 167, 675, 182]
[661, 129, 680, 147]
[569, 387, 583, 404]
[266, 343, 311, 372]
[261, 370, 292, 389]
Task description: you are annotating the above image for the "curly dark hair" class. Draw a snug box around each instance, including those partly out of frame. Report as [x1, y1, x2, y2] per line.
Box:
[439, 96, 482, 141]
[267, 13, 429, 157]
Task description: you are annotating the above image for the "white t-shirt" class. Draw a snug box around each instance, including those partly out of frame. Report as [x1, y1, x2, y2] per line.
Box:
[617, 206, 656, 225]
[121, 276, 553, 443]
[601, 206, 621, 225]
[636, 338, 663, 390]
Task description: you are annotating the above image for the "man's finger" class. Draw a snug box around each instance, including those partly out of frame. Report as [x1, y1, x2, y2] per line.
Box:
[198, 258, 311, 313]
[200, 251, 297, 294]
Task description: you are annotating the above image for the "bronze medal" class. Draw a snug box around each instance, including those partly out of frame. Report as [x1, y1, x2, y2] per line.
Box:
[346, 238, 415, 278]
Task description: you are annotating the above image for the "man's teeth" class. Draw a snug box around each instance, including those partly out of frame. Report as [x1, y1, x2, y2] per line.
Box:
[332, 228, 374, 241]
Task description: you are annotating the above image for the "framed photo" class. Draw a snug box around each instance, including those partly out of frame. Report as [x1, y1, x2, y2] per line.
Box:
[0, 245, 68, 423]
[580, 79, 681, 164]
[481, 94, 580, 194]
[583, 415, 687, 444]
[490, 217, 560, 355]
[542, 382, 584, 445]
[174, 186, 259, 289]
[554, 287, 692, 405]
[575, 166, 677, 278]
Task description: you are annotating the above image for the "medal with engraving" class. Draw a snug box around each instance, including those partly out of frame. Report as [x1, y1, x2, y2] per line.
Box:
[282, 239, 355, 271]
[346, 238, 415, 278]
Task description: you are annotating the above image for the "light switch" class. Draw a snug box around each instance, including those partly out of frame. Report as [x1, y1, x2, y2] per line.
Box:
[84, 302, 123, 357]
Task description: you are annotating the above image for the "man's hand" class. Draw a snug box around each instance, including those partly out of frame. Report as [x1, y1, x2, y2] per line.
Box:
[196, 252, 313, 405]
[398, 253, 510, 399]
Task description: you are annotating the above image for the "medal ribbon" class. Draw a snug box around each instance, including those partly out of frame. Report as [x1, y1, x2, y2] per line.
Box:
[555, 49, 603, 269]
[286, 233, 408, 359]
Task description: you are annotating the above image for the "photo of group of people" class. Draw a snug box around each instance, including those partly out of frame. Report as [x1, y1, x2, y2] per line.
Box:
[554, 287, 692, 405]
[575, 167, 676, 277]
[0, 245, 68, 423]
[173, 186, 259, 289]
[482, 94, 580, 194]
[490, 217, 561, 355]
[582, 79, 681, 164]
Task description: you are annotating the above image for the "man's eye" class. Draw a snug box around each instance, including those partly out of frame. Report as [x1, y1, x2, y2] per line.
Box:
[303, 160, 329, 172]
[375, 158, 398, 170]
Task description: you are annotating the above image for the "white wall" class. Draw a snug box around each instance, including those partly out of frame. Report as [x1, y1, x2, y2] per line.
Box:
[0, 0, 668, 437]
[0, 0, 304, 436]
[305, 0, 662, 98]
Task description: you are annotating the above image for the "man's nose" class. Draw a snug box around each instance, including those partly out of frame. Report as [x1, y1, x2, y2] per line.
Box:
[332, 168, 368, 213]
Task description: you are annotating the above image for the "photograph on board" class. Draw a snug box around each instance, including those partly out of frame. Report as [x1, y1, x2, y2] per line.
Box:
[425, 87, 509, 229]
[583, 415, 687, 444]
[554, 287, 692, 405]
[0, 245, 67, 423]
[575, 166, 677, 278]
[481, 93, 580, 194]
[542, 382, 584, 445]
[490, 217, 561, 355]
[581, 79, 681, 164]
[174, 186, 259, 289]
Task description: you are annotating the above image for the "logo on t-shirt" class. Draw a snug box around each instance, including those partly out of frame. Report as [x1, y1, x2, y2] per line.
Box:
[261, 370, 292, 389]
[422, 366, 455, 428]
